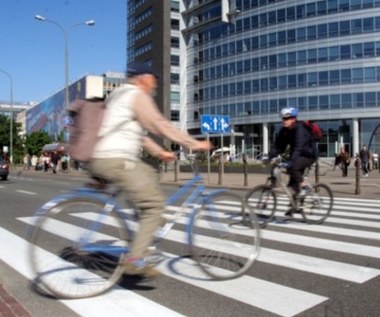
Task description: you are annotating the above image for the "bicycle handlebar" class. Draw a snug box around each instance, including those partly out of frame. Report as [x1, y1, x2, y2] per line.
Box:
[172, 150, 204, 176]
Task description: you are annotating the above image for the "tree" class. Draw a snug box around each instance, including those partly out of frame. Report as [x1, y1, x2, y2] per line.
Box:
[0, 114, 23, 163]
[24, 131, 52, 156]
[56, 131, 65, 143]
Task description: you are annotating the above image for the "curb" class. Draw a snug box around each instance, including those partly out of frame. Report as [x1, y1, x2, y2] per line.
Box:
[0, 284, 32, 317]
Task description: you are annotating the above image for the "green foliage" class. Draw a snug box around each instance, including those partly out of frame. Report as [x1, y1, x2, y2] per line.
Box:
[56, 131, 65, 142]
[0, 114, 10, 151]
[0, 114, 23, 162]
[24, 131, 52, 156]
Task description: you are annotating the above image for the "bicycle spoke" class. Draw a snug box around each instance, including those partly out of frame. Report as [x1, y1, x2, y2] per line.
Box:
[246, 185, 277, 226]
[190, 191, 260, 280]
[301, 184, 333, 224]
[30, 198, 129, 299]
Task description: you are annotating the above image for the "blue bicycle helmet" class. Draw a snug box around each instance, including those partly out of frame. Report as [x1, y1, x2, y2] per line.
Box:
[280, 107, 298, 118]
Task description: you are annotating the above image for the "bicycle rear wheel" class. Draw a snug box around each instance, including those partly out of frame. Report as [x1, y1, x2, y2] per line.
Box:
[300, 183, 333, 224]
[190, 191, 260, 280]
[29, 196, 129, 299]
[245, 185, 277, 226]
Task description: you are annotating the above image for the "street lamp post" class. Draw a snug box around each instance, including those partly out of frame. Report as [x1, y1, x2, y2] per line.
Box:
[0, 69, 13, 164]
[34, 15, 95, 111]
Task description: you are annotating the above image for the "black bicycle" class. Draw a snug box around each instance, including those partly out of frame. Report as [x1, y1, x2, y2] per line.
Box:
[246, 157, 333, 227]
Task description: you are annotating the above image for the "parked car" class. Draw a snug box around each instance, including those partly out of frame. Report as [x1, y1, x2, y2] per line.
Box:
[211, 147, 231, 157]
[255, 152, 269, 161]
[0, 157, 9, 181]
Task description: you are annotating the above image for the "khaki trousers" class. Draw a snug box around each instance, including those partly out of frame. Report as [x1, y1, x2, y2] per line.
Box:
[90, 158, 164, 259]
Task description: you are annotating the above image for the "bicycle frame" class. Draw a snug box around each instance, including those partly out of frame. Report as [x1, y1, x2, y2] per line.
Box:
[34, 170, 228, 256]
[267, 163, 313, 210]
[155, 173, 229, 244]
[267, 165, 297, 207]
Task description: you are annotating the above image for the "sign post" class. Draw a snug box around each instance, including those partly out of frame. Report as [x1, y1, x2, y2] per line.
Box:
[201, 115, 231, 134]
[207, 133, 210, 182]
[201, 115, 231, 184]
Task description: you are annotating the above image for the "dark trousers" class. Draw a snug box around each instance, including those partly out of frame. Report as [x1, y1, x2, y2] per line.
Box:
[287, 156, 316, 192]
[362, 161, 369, 174]
[341, 162, 349, 177]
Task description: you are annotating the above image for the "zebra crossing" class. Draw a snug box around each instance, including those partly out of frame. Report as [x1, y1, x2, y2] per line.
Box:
[1, 196, 380, 317]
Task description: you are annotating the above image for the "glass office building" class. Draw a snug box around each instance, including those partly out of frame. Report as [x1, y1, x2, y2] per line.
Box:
[181, 0, 380, 158]
[127, 0, 182, 129]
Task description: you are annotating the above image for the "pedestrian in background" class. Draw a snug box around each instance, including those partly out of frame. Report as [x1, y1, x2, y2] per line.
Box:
[37, 154, 44, 171]
[31, 154, 38, 171]
[23, 154, 30, 170]
[339, 148, 350, 177]
[372, 151, 378, 170]
[359, 145, 370, 177]
[42, 153, 50, 172]
[333, 153, 340, 171]
[61, 154, 68, 172]
[50, 151, 60, 174]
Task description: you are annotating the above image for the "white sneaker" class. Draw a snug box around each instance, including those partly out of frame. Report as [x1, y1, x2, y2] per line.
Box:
[159, 214, 176, 227]
[298, 185, 311, 197]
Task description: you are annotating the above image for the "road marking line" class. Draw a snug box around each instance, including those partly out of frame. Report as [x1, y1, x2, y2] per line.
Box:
[16, 190, 37, 195]
[156, 254, 327, 317]
[0, 227, 185, 317]
[20, 213, 380, 284]
[271, 204, 380, 228]
[272, 219, 380, 239]
[275, 196, 380, 210]
[149, 208, 380, 260]
[163, 229, 380, 284]
[325, 210, 380, 220]
[15, 221, 327, 317]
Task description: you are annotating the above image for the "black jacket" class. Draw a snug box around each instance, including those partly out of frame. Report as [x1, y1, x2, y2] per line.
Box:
[269, 121, 317, 162]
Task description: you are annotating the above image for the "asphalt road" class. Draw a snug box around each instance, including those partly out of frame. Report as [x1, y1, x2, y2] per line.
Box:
[0, 171, 379, 317]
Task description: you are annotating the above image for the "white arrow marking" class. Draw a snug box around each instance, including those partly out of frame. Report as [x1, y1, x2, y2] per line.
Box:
[202, 122, 210, 131]
[213, 117, 218, 131]
[220, 118, 229, 132]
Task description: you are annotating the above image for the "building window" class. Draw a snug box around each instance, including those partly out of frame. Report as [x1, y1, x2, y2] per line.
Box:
[171, 19, 179, 30]
[171, 37, 179, 48]
[171, 0, 179, 12]
[170, 73, 179, 85]
[171, 91, 180, 103]
[171, 55, 179, 66]
[170, 110, 180, 121]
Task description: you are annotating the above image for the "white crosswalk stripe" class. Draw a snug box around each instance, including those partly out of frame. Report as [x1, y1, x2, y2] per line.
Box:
[1, 197, 379, 317]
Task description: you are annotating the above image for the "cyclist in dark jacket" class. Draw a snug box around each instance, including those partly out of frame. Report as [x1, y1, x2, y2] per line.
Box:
[269, 108, 317, 203]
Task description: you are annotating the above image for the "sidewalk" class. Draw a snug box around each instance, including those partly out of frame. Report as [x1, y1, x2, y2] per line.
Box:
[0, 284, 32, 317]
[10, 164, 380, 200]
[159, 166, 380, 200]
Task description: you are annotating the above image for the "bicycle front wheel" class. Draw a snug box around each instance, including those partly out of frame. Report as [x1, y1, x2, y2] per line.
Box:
[190, 191, 260, 280]
[300, 183, 333, 224]
[29, 197, 129, 299]
[245, 185, 277, 227]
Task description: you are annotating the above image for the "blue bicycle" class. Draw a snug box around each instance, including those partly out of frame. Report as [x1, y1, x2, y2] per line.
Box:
[29, 155, 261, 299]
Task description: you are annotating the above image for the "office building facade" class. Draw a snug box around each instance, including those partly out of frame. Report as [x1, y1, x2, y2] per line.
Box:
[127, 0, 181, 128]
[181, 0, 380, 158]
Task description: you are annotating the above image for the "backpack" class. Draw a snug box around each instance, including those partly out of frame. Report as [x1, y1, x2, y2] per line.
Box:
[303, 120, 323, 142]
[67, 98, 106, 163]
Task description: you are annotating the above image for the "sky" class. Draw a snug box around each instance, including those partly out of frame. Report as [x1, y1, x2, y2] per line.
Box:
[0, 0, 126, 103]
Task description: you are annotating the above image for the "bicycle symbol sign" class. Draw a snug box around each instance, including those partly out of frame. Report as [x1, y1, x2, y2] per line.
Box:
[201, 115, 231, 134]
